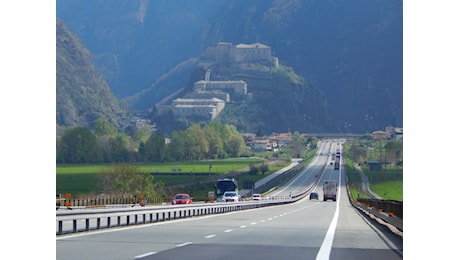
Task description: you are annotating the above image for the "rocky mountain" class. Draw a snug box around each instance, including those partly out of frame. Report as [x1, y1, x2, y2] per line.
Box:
[56, 18, 128, 131]
[56, 0, 402, 133]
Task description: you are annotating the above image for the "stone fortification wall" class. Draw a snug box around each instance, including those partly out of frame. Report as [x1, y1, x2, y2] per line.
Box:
[194, 80, 247, 97]
[183, 91, 230, 102]
[202, 42, 276, 66]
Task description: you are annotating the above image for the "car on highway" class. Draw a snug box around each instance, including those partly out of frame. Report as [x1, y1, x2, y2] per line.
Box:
[252, 193, 262, 201]
[222, 191, 239, 202]
[309, 192, 319, 200]
[172, 193, 193, 205]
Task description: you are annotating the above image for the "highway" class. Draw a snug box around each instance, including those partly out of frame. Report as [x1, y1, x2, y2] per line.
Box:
[56, 140, 403, 259]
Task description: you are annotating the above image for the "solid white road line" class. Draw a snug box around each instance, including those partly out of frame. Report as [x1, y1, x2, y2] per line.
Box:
[316, 165, 342, 260]
[134, 252, 157, 258]
[176, 242, 192, 247]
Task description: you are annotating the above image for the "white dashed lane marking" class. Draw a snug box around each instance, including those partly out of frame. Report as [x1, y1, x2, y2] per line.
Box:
[134, 252, 157, 258]
[176, 242, 192, 247]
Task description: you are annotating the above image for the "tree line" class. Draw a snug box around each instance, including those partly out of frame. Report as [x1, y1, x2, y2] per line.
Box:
[56, 118, 247, 164]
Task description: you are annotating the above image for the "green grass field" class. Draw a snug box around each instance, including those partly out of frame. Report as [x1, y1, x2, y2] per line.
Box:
[345, 158, 403, 202]
[56, 158, 270, 196]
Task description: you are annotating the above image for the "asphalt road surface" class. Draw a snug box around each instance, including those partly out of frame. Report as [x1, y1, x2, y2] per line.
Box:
[56, 140, 402, 259]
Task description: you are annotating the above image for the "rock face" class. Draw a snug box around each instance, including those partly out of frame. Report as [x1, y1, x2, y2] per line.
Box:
[56, 18, 127, 131]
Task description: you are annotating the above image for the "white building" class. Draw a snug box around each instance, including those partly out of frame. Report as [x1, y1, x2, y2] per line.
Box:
[194, 80, 247, 98]
[171, 98, 225, 121]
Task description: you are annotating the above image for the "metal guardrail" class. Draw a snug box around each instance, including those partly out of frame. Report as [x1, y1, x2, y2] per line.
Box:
[344, 180, 403, 232]
[356, 199, 403, 219]
[56, 161, 317, 236]
[353, 200, 403, 232]
[57, 162, 402, 236]
[56, 199, 297, 236]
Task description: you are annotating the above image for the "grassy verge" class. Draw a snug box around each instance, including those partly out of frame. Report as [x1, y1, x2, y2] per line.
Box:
[344, 139, 403, 202]
[370, 181, 403, 201]
[56, 157, 275, 197]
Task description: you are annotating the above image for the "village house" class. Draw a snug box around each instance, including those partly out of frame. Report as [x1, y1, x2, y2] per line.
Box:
[250, 139, 273, 151]
[270, 132, 292, 147]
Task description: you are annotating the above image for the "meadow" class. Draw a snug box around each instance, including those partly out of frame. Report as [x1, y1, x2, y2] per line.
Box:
[345, 158, 403, 202]
[56, 158, 270, 196]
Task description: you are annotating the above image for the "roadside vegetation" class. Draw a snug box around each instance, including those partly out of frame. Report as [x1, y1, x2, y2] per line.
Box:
[57, 158, 264, 195]
[56, 158, 290, 201]
[57, 121, 247, 164]
[344, 138, 403, 202]
[56, 135, 317, 202]
[56, 118, 316, 200]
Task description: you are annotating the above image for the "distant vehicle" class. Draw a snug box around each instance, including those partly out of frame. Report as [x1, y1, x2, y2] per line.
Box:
[334, 161, 340, 170]
[215, 178, 238, 202]
[252, 193, 262, 201]
[323, 180, 337, 201]
[222, 191, 239, 202]
[309, 192, 319, 200]
[172, 193, 192, 205]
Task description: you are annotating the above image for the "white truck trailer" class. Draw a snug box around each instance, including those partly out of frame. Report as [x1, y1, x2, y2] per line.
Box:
[323, 180, 337, 201]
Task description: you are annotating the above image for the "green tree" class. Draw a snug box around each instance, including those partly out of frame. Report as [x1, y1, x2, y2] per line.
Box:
[108, 135, 131, 162]
[226, 134, 245, 157]
[224, 125, 245, 157]
[259, 163, 269, 175]
[144, 131, 166, 162]
[168, 130, 187, 161]
[204, 122, 225, 159]
[287, 131, 306, 158]
[98, 163, 165, 199]
[384, 141, 403, 164]
[184, 124, 209, 160]
[98, 133, 131, 162]
[94, 117, 117, 136]
[56, 136, 64, 163]
[248, 164, 259, 175]
[138, 142, 146, 161]
[133, 125, 152, 144]
[349, 145, 367, 164]
[307, 136, 319, 149]
[59, 127, 102, 163]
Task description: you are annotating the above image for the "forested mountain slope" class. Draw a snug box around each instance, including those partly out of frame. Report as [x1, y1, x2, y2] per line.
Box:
[56, 18, 128, 131]
[56, 0, 402, 133]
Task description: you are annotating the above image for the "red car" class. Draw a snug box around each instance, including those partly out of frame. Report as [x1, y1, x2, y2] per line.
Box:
[172, 193, 193, 205]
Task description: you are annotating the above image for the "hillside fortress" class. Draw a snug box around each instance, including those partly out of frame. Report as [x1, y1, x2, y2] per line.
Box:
[162, 42, 278, 121]
[201, 42, 279, 67]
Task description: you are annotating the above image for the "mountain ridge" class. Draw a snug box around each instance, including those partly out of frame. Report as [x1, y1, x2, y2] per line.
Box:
[56, 18, 128, 131]
[56, 0, 402, 133]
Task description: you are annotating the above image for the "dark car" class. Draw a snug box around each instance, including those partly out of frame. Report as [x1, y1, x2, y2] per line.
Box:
[309, 192, 319, 200]
[172, 193, 193, 205]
